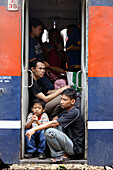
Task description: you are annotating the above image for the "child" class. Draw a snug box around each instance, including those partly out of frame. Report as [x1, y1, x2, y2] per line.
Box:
[24, 98, 49, 159]
[26, 88, 84, 163]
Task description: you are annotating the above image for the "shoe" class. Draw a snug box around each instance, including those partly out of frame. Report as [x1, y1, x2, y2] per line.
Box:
[38, 153, 46, 159]
[50, 156, 70, 164]
[24, 153, 33, 159]
[24, 151, 38, 159]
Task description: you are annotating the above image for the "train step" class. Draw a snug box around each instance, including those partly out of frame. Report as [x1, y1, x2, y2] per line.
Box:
[20, 158, 86, 164]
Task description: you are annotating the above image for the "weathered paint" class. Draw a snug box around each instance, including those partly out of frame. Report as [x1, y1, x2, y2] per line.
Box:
[0, 76, 21, 164]
[0, 76, 21, 120]
[0, 129, 21, 164]
[88, 0, 113, 166]
[0, 1, 21, 164]
[0, 3, 21, 76]
[88, 130, 113, 165]
[90, 0, 113, 7]
[88, 6, 113, 77]
[88, 78, 113, 121]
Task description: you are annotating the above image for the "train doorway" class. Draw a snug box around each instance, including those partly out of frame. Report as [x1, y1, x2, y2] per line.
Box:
[21, 0, 88, 161]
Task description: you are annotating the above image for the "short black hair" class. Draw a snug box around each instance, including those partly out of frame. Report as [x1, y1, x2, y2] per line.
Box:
[67, 24, 77, 30]
[29, 18, 44, 33]
[30, 59, 45, 69]
[61, 88, 77, 100]
[31, 98, 45, 109]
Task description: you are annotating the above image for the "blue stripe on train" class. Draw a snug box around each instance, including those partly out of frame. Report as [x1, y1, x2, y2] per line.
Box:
[89, 0, 113, 7]
[0, 0, 7, 6]
[88, 77, 113, 121]
[0, 0, 21, 6]
[0, 76, 21, 120]
[0, 76, 21, 163]
[0, 129, 20, 164]
[88, 129, 113, 166]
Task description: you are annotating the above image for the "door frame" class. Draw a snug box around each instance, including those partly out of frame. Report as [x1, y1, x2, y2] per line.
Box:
[21, 0, 29, 158]
[81, 0, 88, 159]
[20, 0, 89, 160]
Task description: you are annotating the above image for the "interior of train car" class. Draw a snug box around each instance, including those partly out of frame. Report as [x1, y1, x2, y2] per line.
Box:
[21, 0, 88, 160]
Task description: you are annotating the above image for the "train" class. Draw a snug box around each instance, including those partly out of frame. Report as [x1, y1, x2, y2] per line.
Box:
[0, 0, 113, 166]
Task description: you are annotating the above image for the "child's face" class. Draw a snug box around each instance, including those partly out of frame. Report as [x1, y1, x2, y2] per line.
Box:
[32, 103, 44, 117]
[60, 95, 75, 111]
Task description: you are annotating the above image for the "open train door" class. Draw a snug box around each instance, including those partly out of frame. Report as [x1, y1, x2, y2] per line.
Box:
[87, 0, 113, 166]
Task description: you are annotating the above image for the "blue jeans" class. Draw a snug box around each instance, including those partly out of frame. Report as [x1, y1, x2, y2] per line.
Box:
[25, 129, 46, 154]
[44, 128, 75, 158]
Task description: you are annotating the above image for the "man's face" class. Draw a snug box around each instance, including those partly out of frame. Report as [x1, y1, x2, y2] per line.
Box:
[60, 94, 75, 111]
[32, 62, 45, 78]
[32, 103, 44, 117]
[32, 25, 43, 37]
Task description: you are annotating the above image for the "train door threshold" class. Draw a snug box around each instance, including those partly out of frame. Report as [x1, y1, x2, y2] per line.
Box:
[20, 158, 86, 164]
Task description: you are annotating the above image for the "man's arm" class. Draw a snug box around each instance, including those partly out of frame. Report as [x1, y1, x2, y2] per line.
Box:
[25, 120, 60, 140]
[52, 116, 58, 121]
[35, 85, 70, 103]
[67, 45, 81, 51]
[46, 89, 58, 94]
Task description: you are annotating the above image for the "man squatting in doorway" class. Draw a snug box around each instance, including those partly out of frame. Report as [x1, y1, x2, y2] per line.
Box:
[26, 88, 85, 163]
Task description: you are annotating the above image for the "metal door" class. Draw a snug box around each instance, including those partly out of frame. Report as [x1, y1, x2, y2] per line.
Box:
[87, 0, 113, 166]
[0, 0, 21, 164]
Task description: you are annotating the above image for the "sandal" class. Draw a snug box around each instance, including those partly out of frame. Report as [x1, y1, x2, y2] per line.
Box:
[51, 156, 69, 164]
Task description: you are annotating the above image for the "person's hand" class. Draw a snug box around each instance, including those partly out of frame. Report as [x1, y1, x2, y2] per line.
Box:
[31, 115, 38, 122]
[62, 85, 70, 90]
[25, 128, 35, 140]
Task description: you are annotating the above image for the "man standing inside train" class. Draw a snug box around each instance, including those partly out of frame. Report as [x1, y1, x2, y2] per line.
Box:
[29, 18, 53, 91]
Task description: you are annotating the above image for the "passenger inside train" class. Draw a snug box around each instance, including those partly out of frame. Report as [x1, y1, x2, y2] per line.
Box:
[28, 59, 69, 120]
[25, 98, 49, 159]
[26, 88, 85, 163]
[25, 0, 84, 160]
[29, 18, 54, 91]
[43, 28, 67, 73]
[66, 24, 81, 72]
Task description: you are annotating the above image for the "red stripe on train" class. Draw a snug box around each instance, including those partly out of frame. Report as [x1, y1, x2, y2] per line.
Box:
[0, 6, 21, 76]
[88, 6, 113, 77]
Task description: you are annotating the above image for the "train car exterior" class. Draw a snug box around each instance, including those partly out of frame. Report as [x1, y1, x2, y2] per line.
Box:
[0, 0, 21, 164]
[0, 0, 113, 166]
[88, 0, 113, 166]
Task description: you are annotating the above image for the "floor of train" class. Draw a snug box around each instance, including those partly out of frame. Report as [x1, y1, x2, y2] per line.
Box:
[20, 158, 86, 164]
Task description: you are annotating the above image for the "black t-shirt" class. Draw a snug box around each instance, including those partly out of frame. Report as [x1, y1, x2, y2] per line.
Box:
[29, 77, 48, 108]
[57, 107, 85, 155]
